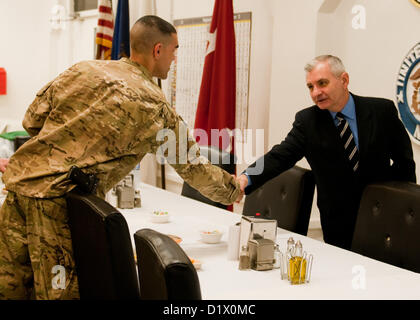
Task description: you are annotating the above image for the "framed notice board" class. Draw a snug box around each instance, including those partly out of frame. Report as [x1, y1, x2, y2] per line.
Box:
[166, 12, 252, 134]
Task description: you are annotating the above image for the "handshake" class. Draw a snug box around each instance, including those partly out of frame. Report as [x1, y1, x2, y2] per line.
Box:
[233, 173, 249, 203]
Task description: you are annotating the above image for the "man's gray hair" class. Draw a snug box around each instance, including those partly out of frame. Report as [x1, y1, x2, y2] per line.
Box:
[304, 55, 346, 77]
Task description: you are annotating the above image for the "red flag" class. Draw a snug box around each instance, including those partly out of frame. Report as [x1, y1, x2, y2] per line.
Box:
[96, 0, 114, 60]
[194, 0, 236, 154]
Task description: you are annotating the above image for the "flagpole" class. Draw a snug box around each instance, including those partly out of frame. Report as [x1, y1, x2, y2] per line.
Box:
[157, 78, 166, 190]
[155, 0, 165, 189]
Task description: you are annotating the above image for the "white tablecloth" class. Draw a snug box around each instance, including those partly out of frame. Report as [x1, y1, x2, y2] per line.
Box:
[121, 183, 420, 300]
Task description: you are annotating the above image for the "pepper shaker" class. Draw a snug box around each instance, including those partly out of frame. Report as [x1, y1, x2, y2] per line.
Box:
[238, 245, 250, 270]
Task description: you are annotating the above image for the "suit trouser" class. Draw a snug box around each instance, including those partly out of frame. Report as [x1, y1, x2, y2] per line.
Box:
[0, 191, 79, 299]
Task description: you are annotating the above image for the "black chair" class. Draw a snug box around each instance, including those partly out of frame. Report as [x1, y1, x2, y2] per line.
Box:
[242, 166, 315, 236]
[351, 181, 420, 273]
[66, 189, 140, 299]
[181, 145, 236, 209]
[134, 228, 202, 300]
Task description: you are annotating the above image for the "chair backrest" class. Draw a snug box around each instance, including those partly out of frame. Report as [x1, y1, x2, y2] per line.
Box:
[351, 181, 420, 273]
[66, 189, 140, 299]
[181, 145, 236, 209]
[242, 166, 315, 236]
[134, 228, 202, 300]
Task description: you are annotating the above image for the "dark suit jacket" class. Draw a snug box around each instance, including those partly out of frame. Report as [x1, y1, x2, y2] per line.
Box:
[245, 94, 416, 250]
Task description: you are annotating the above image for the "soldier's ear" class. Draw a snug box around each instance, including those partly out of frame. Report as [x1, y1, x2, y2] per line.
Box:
[153, 43, 162, 59]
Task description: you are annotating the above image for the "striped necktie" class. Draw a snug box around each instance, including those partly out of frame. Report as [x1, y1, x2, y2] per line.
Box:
[336, 112, 359, 172]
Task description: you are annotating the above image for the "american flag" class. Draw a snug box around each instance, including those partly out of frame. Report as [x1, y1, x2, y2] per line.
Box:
[96, 0, 114, 60]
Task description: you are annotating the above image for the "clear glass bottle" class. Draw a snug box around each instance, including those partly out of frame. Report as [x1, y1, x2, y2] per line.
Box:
[238, 245, 250, 270]
[286, 237, 295, 281]
[294, 240, 303, 257]
[287, 237, 295, 255]
[273, 244, 281, 269]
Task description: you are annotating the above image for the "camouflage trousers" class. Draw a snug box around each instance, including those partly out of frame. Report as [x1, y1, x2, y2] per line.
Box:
[0, 192, 80, 299]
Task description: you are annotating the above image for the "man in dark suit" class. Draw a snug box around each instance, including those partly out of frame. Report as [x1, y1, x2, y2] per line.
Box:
[236, 55, 416, 250]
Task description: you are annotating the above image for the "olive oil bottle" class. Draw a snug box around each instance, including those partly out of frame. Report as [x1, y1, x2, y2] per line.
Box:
[288, 240, 307, 284]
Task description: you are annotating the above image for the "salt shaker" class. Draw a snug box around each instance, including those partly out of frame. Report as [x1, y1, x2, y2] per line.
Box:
[227, 223, 241, 260]
[273, 244, 281, 269]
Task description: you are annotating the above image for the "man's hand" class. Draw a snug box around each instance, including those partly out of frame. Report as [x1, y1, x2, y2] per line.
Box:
[234, 174, 249, 203]
[236, 174, 248, 192]
[0, 158, 9, 173]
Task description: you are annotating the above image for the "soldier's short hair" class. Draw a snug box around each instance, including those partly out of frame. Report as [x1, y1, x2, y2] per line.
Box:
[130, 15, 177, 54]
[304, 55, 346, 78]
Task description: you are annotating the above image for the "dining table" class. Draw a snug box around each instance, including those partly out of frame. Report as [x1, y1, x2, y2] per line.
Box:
[120, 182, 420, 300]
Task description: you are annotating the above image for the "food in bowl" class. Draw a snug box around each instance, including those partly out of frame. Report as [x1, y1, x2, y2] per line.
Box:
[190, 257, 202, 270]
[151, 210, 170, 223]
[199, 230, 223, 244]
[167, 234, 182, 244]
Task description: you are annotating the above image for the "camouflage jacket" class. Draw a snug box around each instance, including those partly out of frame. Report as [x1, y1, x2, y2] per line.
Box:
[3, 58, 240, 205]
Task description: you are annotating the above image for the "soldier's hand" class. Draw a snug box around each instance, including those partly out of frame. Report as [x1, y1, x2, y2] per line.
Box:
[234, 174, 249, 203]
[235, 191, 244, 203]
[0, 158, 9, 173]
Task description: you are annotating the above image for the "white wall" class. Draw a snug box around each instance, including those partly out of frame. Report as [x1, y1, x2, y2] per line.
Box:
[0, 0, 55, 128]
[0, 0, 101, 129]
[269, 0, 324, 163]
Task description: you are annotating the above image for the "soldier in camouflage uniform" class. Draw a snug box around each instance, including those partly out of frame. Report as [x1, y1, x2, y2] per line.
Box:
[0, 15, 241, 299]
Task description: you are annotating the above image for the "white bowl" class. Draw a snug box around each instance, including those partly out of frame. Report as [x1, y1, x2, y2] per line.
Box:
[199, 230, 223, 244]
[191, 258, 202, 270]
[150, 211, 170, 223]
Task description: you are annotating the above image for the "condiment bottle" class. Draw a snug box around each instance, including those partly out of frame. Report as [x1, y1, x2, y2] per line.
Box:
[134, 189, 141, 208]
[286, 237, 294, 280]
[238, 245, 250, 270]
[273, 244, 281, 269]
[289, 240, 307, 284]
[287, 237, 295, 254]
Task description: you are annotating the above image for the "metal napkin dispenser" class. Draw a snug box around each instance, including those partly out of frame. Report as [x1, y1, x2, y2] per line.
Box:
[248, 237, 275, 271]
[239, 216, 277, 256]
[116, 174, 135, 209]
